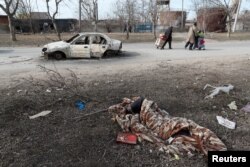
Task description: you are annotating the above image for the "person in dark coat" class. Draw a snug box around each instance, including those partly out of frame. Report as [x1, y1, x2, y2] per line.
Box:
[161, 26, 173, 50]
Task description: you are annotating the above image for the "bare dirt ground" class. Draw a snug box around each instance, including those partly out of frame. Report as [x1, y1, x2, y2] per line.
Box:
[0, 35, 250, 166]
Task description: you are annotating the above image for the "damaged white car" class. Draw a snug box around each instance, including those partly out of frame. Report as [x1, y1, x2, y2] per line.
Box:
[42, 33, 122, 60]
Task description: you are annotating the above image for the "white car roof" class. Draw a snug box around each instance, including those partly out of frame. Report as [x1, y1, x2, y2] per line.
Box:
[79, 32, 110, 39]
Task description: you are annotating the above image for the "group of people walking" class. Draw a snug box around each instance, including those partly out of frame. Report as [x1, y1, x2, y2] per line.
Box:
[185, 22, 205, 50]
[158, 22, 205, 50]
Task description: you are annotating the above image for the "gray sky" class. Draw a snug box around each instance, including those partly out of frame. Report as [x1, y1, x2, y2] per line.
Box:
[0, 0, 250, 19]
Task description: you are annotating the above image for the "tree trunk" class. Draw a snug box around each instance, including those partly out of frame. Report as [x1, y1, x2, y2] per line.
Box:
[227, 16, 232, 38]
[152, 21, 156, 39]
[227, 24, 231, 38]
[94, 21, 97, 32]
[29, 18, 34, 34]
[8, 16, 17, 41]
[52, 19, 61, 40]
[126, 22, 129, 40]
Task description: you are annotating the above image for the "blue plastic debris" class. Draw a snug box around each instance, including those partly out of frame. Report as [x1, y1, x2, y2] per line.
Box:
[75, 100, 86, 111]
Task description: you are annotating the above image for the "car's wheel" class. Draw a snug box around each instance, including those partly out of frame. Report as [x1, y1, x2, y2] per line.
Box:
[104, 50, 112, 57]
[54, 52, 65, 60]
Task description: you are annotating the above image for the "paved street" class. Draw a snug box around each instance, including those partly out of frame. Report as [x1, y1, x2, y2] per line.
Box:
[0, 40, 250, 87]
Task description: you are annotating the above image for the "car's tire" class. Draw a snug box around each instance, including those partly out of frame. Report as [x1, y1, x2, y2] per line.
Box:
[54, 52, 65, 60]
[104, 50, 112, 57]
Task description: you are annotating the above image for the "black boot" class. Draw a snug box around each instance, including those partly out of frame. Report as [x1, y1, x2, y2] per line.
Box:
[169, 41, 172, 49]
[189, 43, 193, 50]
[185, 42, 190, 49]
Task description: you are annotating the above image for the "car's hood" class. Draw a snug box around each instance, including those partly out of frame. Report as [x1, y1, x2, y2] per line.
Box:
[44, 41, 69, 49]
[111, 39, 121, 45]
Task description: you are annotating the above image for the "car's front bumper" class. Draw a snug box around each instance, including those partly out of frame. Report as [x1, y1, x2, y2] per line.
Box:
[41, 51, 53, 59]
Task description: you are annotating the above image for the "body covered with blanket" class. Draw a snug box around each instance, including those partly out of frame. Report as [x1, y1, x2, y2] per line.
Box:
[108, 97, 227, 157]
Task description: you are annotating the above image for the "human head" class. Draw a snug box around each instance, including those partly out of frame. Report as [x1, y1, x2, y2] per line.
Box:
[194, 22, 197, 26]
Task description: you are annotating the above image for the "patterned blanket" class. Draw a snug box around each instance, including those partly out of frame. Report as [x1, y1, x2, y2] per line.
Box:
[108, 97, 227, 157]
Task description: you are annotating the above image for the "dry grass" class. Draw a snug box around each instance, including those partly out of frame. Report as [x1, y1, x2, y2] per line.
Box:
[0, 32, 184, 47]
[205, 32, 250, 41]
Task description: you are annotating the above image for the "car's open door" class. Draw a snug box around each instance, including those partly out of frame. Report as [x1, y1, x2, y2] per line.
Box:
[90, 35, 108, 58]
[70, 35, 91, 58]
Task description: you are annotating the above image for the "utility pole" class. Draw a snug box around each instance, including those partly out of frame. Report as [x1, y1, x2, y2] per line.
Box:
[232, 0, 242, 32]
[79, 0, 82, 32]
[181, 0, 184, 30]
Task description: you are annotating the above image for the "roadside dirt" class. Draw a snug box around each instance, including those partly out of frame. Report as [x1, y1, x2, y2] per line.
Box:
[0, 56, 250, 167]
[1, 32, 250, 47]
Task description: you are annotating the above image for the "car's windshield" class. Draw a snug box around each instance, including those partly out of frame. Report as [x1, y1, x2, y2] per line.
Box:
[66, 34, 80, 43]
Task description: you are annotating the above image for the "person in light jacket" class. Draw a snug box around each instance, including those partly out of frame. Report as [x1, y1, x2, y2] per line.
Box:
[185, 22, 198, 50]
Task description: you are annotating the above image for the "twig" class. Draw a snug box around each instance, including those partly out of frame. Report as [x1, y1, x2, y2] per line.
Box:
[72, 109, 108, 120]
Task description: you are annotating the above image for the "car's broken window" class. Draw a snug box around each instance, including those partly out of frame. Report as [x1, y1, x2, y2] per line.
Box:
[91, 36, 99, 44]
[100, 37, 107, 45]
[66, 34, 80, 43]
[74, 36, 89, 45]
[91, 36, 107, 45]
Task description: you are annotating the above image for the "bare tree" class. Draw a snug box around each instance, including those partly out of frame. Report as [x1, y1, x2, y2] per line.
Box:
[200, 0, 244, 37]
[208, 0, 233, 37]
[191, 0, 203, 16]
[114, 0, 139, 39]
[0, 0, 20, 41]
[191, 0, 210, 32]
[16, 0, 34, 33]
[138, 0, 150, 23]
[113, 0, 126, 32]
[45, 0, 63, 40]
[148, 0, 157, 39]
[81, 0, 98, 32]
[104, 14, 113, 33]
[241, 10, 250, 31]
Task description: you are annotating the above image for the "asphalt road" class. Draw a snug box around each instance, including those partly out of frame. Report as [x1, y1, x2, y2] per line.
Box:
[0, 40, 250, 87]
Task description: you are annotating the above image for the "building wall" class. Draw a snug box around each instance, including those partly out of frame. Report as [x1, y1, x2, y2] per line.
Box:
[0, 15, 9, 33]
[158, 11, 186, 29]
[13, 19, 78, 33]
[0, 15, 8, 25]
[197, 8, 227, 32]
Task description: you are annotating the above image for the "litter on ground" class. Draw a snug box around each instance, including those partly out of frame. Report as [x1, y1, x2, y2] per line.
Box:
[216, 116, 236, 129]
[203, 84, 234, 99]
[241, 103, 250, 113]
[46, 88, 52, 93]
[109, 97, 227, 157]
[116, 132, 137, 145]
[29, 110, 52, 119]
[74, 100, 86, 111]
[228, 101, 238, 110]
[17, 90, 22, 93]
